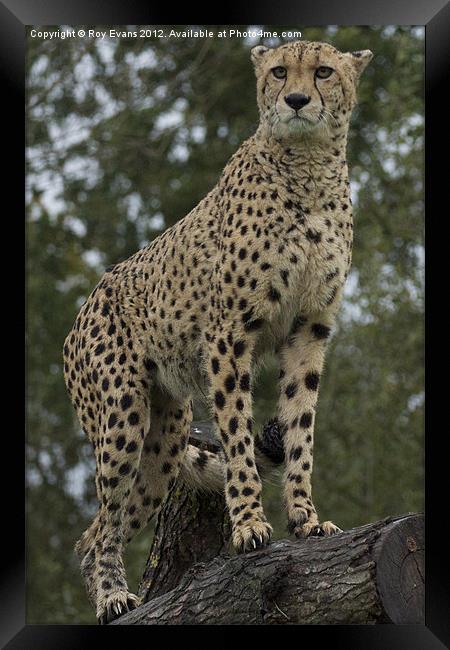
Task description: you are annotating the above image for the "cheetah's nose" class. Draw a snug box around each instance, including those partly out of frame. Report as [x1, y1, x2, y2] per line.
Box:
[284, 93, 311, 111]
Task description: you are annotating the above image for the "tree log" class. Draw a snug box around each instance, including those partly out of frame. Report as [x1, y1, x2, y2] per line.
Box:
[113, 422, 424, 625]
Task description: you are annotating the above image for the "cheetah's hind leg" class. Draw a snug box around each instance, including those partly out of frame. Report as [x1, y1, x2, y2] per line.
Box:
[97, 391, 193, 623]
[121, 391, 193, 544]
[88, 382, 151, 624]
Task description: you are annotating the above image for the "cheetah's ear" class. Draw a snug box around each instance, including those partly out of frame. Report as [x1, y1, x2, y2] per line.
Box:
[251, 45, 269, 67]
[346, 50, 373, 79]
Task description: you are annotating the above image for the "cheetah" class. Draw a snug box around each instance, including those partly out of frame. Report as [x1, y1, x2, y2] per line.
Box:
[63, 40, 373, 623]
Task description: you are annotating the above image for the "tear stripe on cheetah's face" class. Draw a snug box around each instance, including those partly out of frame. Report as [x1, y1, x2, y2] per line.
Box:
[251, 40, 372, 142]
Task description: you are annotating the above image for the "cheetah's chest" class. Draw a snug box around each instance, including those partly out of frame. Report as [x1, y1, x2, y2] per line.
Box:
[255, 222, 350, 354]
[296, 237, 348, 311]
[298, 217, 350, 291]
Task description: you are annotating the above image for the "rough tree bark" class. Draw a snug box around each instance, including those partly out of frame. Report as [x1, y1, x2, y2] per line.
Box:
[112, 422, 424, 626]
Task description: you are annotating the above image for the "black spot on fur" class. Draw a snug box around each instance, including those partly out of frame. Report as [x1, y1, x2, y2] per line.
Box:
[285, 382, 298, 399]
[290, 446, 302, 461]
[218, 339, 227, 355]
[300, 412, 313, 428]
[120, 394, 133, 411]
[215, 391, 226, 409]
[240, 373, 250, 391]
[128, 412, 140, 425]
[268, 286, 281, 302]
[229, 417, 238, 434]
[108, 413, 118, 429]
[115, 435, 126, 451]
[305, 372, 320, 391]
[311, 323, 331, 339]
[306, 229, 322, 243]
[225, 374, 236, 392]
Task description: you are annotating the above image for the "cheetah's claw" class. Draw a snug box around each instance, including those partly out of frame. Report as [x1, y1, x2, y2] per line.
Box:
[97, 592, 140, 625]
[233, 520, 272, 553]
[294, 520, 343, 539]
[243, 531, 270, 553]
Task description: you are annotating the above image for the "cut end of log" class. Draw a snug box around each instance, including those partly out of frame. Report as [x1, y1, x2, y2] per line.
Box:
[375, 513, 424, 624]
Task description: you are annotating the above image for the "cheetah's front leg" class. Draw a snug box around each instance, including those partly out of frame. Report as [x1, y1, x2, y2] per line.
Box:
[278, 313, 342, 538]
[207, 324, 272, 552]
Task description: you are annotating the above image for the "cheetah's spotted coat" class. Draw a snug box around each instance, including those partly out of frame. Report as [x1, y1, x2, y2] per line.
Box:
[63, 40, 373, 623]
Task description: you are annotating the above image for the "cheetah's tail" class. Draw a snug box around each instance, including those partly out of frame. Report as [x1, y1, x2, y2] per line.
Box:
[180, 419, 285, 492]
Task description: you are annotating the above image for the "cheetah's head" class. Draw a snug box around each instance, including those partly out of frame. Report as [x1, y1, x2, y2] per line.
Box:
[251, 40, 372, 142]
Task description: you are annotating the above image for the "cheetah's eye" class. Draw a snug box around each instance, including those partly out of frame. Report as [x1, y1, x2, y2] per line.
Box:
[272, 66, 287, 79]
[315, 66, 334, 79]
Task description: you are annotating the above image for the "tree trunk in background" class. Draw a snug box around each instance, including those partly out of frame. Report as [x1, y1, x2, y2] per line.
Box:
[113, 423, 425, 626]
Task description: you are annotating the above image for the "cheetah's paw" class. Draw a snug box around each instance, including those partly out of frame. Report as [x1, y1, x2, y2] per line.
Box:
[295, 519, 342, 539]
[97, 591, 140, 625]
[232, 518, 272, 553]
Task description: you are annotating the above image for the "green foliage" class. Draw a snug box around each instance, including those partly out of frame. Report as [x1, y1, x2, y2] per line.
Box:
[26, 25, 424, 623]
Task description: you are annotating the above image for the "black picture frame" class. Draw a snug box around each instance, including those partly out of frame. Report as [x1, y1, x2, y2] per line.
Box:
[7, 0, 448, 646]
